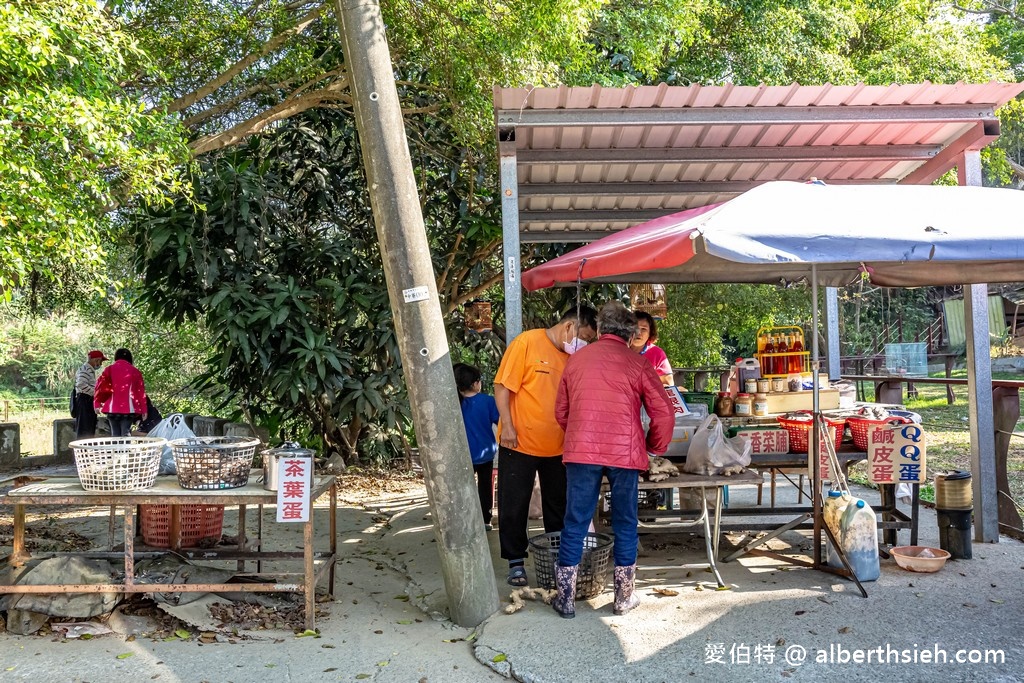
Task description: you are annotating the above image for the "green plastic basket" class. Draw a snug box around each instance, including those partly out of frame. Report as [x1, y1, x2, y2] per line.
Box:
[684, 392, 716, 415]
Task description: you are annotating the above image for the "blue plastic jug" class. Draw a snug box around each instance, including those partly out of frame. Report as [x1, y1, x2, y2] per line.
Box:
[838, 499, 880, 581]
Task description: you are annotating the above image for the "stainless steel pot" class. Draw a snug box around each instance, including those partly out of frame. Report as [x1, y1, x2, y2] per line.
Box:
[261, 442, 315, 491]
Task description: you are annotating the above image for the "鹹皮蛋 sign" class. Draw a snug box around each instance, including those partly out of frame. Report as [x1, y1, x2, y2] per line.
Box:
[868, 423, 926, 484]
[276, 456, 313, 522]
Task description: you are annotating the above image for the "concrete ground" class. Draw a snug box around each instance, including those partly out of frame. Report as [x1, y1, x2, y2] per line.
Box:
[0, 472, 1022, 683]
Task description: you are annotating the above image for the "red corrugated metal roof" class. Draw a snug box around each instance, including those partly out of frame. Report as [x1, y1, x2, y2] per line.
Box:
[494, 82, 1024, 241]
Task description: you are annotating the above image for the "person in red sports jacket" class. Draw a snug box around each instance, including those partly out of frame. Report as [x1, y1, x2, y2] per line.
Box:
[94, 348, 148, 437]
[551, 301, 674, 619]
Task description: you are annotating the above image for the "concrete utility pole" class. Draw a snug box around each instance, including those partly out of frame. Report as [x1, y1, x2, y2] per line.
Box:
[332, 0, 499, 626]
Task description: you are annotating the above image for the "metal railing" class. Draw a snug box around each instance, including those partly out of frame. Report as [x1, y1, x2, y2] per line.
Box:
[2, 396, 67, 422]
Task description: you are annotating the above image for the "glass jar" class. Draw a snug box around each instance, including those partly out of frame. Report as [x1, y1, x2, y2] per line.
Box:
[715, 392, 734, 417]
[753, 393, 769, 416]
[734, 393, 753, 416]
[771, 377, 786, 393]
[744, 378, 757, 394]
[756, 378, 771, 394]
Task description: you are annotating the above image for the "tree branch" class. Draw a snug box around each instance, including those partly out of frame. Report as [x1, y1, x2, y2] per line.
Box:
[446, 272, 503, 315]
[165, 6, 323, 115]
[189, 80, 350, 155]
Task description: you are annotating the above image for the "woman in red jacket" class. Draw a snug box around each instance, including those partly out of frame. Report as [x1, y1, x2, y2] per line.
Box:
[93, 348, 148, 437]
[552, 301, 675, 618]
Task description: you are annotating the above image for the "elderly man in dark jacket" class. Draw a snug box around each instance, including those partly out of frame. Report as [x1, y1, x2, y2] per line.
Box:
[552, 301, 675, 618]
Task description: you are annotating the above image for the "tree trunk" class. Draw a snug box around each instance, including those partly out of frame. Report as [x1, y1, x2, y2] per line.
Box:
[332, 0, 498, 628]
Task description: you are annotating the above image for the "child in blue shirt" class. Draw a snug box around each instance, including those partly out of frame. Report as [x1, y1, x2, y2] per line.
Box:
[454, 363, 499, 529]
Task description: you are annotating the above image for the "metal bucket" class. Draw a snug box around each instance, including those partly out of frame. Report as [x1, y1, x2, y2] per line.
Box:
[935, 470, 973, 511]
[261, 443, 315, 491]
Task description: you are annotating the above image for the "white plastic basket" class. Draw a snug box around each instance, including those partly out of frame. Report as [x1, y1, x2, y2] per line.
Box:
[69, 437, 166, 491]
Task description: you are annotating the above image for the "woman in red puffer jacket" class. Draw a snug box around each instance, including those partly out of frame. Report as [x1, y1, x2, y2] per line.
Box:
[94, 348, 148, 437]
[551, 301, 675, 619]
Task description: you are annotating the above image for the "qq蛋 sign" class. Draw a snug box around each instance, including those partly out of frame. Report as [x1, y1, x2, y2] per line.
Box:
[868, 424, 926, 484]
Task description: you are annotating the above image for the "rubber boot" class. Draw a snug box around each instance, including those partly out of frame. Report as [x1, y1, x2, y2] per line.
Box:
[613, 564, 640, 616]
[552, 564, 578, 619]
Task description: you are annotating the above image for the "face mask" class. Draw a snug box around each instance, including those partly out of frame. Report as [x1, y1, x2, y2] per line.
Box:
[563, 337, 588, 354]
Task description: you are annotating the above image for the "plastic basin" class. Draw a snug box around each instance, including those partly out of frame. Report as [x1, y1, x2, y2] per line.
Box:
[890, 545, 950, 573]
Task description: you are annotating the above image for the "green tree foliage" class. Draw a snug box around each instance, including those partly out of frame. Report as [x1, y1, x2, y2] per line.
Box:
[0, 0, 191, 290]
[132, 113, 406, 465]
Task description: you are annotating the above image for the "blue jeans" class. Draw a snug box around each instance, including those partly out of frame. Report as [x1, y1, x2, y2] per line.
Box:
[558, 463, 639, 568]
[107, 414, 135, 437]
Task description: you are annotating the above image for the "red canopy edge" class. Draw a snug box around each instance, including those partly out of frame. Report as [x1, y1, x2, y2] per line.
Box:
[521, 203, 722, 291]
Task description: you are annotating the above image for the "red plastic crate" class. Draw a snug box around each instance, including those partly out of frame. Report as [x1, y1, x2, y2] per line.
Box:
[140, 504, 225, 549]
[777, 411, 845, 454]
[847, 416, 912, 451]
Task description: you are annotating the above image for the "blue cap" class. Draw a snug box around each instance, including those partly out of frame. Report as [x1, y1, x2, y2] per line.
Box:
[827, 490, 842, 498]
[855, 500, 865, 509]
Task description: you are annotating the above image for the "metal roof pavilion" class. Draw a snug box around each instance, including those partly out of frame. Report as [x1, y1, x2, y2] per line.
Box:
[494, 82, 1024, 244]
[493, 82, 1024, 544]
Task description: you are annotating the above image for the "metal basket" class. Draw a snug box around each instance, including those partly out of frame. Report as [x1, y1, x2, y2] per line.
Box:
[170, 436, 261, 490]
[70, 437, 166, 492]
[528, 531, 613, 600]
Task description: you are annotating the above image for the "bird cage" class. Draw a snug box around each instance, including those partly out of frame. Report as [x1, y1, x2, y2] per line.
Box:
[464, 300, 492, 333]
[628, 284, 668, 319]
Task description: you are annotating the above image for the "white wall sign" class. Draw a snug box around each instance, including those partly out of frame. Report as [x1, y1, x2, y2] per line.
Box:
[276, 457, 312, 523]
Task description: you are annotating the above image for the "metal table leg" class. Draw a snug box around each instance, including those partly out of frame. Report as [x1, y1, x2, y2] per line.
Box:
[700, 488, 725, 588]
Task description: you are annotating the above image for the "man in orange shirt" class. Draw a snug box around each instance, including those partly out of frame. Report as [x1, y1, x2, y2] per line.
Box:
[494, 306, 598, 587]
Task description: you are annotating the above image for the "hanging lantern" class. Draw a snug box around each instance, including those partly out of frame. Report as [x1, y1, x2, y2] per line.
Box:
[629, 284, 668, 320]
[465, 300, 492, 333]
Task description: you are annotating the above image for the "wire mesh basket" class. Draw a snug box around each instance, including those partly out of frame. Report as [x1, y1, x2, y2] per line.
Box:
[70, 437, 166, 492]
[170, 436, 261, 490]
[529, 531, 613, 600]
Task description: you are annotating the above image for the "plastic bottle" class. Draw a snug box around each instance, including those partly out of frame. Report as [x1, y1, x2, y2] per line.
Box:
[823, 490, 852, 568]
[838, 499, 880, 581]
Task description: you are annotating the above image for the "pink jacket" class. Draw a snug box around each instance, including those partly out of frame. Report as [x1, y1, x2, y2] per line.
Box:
[94, 360, 147, 416]
[556, 334, 675, 470]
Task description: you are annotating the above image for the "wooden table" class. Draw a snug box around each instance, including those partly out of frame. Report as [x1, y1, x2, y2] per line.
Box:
[1, 475, 338, 631]
[601, 470, 763, 588]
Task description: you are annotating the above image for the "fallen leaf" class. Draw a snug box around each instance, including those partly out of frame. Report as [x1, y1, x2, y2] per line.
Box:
[394, 595, 410, 601]
[323, 668, 337, 673]
[174, 629, 191, 640]
[652, 588, 679, 597]
[294, 630, 319, 638]
[116, 653, 134, 660]
[377, 661, 389, 667]
[355, 675, 371, 680]
[715, 585, 731, 592]
[492, 654, 507, 663]
[817, 596, 834, 605]
[915, 593, 925, 598]
[795, 610, 806, 616]
[963, 603, 977, 608]
[990, 599, 1005, 604]
[321, 644, 335, 649]
[265, 664, 276, 668]
[80, 634, 93, 641]
[373, 630, 383, 635]
[694, 585, 704, 591]
[126, 635, 136, 643]
[838, 626, 852, 634]
[397, 620, 413, 625]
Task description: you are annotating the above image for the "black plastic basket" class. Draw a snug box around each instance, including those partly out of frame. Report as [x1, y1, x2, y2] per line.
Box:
[528, 531, 613, 599]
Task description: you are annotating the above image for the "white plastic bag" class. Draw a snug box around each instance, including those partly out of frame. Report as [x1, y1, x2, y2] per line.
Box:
[683, 415, 752, 476]
[147, 414, 196, 474]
